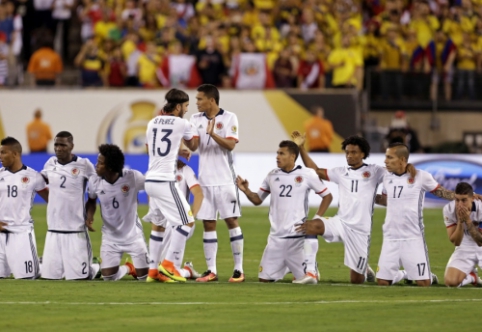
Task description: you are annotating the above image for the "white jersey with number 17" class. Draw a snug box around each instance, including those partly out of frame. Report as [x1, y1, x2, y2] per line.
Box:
[145, 115, 195, 182]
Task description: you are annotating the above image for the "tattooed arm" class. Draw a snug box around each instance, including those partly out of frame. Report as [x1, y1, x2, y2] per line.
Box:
[465, 222, 482, 246]
[431, 186, 455, 200]
[375, 194, 387, 206]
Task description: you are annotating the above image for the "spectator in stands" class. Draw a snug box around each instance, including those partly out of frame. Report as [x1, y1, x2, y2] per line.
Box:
[33, 0, 55, 36]
[300, 8, 318, 43]
[196, 36, 225, 86]
[74, 38, 105, 87]
[26, 109, 52, 153]
[298, 48, 324, 89]
[328, 35, 363, 89]
[137, 41, 160, 88]
[430, 29, 456, 101]
[386, 110, 423, 153]
[94, 9, 117, 43]
[77, 0, 100, 42]
[27, 35, 63, 86]
[0, 31, 7, 86]
[4, 1, 23, 86]
[455, 32, 478, 100]
[273, 48, 296, 88]
[52, 0, 74, 63]
[303, 105, 334, 153]
[123, 32, 141, 87]
[106, 46, 126, 87]
[379, 26, 405, 100]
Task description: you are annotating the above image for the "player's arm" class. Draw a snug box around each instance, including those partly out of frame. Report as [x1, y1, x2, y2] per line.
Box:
[37, 188, 49, 203]
[206, 118, 236, 151]
[85, 198, 97, 232]
[431, 185, 455, 200]
[447, 221, 464, 246]
[315, 192, 332, 217]
[183, 137, 199, 153]
[375, 194, 387, 206]
[291, 131, 328, 180]
[189, 184, 204, 218]
[457, 205, 482, 246]
[236, 176, 263, 206]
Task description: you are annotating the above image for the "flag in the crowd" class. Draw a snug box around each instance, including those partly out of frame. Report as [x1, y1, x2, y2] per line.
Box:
[424, 40, 436, 67]
[410, 46, 425, 69]
[441, 38, 456, 65]
[157, 54, 201, 88]
[231, 53, 275, 89]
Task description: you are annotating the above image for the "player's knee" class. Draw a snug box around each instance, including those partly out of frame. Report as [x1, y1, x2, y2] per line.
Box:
[102, 274, 116, 281]
[203, 220, 216, 231]
[444, 279, 459, 287]
[258, 278, 274, 283]
[350, 276, 365, 284]
[376, 279, 391, 286]
[416, 279, 432, 287]
[225, 218, 239, 229]
[151, 225, 165, 232]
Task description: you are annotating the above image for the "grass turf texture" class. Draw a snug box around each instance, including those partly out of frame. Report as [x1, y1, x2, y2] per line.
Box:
[1, 206, 479, 331]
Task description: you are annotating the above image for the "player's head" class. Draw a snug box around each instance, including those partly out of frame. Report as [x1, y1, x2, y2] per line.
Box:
[196, 84, 220, 112]
[97, 144, 124, 176]
[0, 136, 22, 169]
[163, 88, 189, 118]
[385, 142, 409, 174]
[54, 131, 74, 162]
[454, 182, 474, 209]
[277, 140, 299, 170]
[341, 135, 370, 167]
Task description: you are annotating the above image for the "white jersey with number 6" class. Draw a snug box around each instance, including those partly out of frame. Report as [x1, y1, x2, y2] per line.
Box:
[382, 169, 439, 239]
[145, 115, 195, 182]
[257, 166, 330, 238]
[41, 156, 95, 232]
[88, 169, 145, 244]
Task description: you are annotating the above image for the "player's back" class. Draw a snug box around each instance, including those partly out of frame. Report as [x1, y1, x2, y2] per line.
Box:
[443, 200, 482, 248]
[383, 169, 439, 239]
[327, 164, 385, 234]
[0, 166, 46, 232]
[146, 115, 194, 182]
[89, 169, 145, 243]
[41, 156, 95, 231]
[190, 110, 239, 186]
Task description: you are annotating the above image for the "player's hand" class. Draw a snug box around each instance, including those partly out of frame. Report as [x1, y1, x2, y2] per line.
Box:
[291, 131, 306, 147]
[207, 118, 215, 136]
[179, 147, 191, 161]
[474, 193, 482, 201]
[85, 219, 95, 232]
[294, 222, 306, 234]
[456, 205, 470, 223]
[295, 219, 324, 235]
[0, 221, 7, 231]
[236, 175, 249, 192]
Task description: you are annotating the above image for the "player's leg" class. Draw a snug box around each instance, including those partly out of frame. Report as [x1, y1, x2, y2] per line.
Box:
[219, 184, 244, 282]
[62, 231, 98, 280]
[143, 204, 168, 281]
[0, 232, 12, 278]
[400, 238, 433, 287]
[376, 239, 401, 286]
[290, 238, 316, 284]
[258, 236, 286, 282]
[6, 230, 41, 279]
[100, 241, 137, 281]
[444, 249, 478, 287]
[341, 223, 371, 284]
[41, 232, 64, 280]
[126, 237, 149, 281]
[195, 185, 218, 280]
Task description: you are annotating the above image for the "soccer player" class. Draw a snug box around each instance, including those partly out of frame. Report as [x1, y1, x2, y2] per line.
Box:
[292, 132, 381, 284]
[145, 88, 200, 282]
[0, 137, 48, 279]
[191, 84, 244, 282]
[144, 159, 204, 282]
[40, 131, 100, 280]
[85, 144, 149, 281]
[374, 142, 455, 287]
[443, 182, 482, 287]
[237, 141, 332, 283]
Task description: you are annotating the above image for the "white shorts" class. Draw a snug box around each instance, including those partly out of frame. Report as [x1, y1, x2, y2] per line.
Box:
[321, 216, 370, 275]
[259, 235, 305, 281]
[142, 207, 168, 228]
[446, 247, 482, 275]
[376, 237, 431, 281]
[100, 236, 149, 270]
[41, 230, 94, 280]
[0, 229, 40, 279]
[197, 184, 241, 220]
[145, 181, 195, 226]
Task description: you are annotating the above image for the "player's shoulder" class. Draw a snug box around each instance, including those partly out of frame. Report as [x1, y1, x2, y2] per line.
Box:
[44, 156, 57, 167]
[443, 200, 455, 215]
[191, 112, 205, 120]
[123, 168, 143, 178]
[24, 165, 41, 176]
[74, 155, 94, 166]
[220, 109, 237, 119]
[88, 174, 102, 188]
[473, 200, 482, 216]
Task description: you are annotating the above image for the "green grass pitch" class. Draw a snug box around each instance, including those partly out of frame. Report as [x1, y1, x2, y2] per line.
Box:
[1, 205, 480, 331]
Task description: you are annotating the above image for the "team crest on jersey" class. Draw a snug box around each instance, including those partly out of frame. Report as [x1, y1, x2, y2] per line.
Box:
[121, 185, 130, 196]
[176, 175, 183, 182]
[216, 122, 224, 130]
[362, 171, 371, 179]
[71, 168, 80, 176]
[21, 177, 30, 184]
[294, 176, 303, 186]
[407, 178, 415, 187]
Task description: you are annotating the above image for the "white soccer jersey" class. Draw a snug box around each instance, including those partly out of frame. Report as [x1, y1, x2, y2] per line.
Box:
[444, 200, 482, 248]
[327, 164, 385, 234]
[190, 109, 239, 186]
[175, 164, 200, 200]
[88, 169, 145, 244]
[382, 169, 439, 239]
[257, 166, 330, 238]
[0, 166, 47, 232]
[41, 156, 95, 231]
[145, 115, 195, 181]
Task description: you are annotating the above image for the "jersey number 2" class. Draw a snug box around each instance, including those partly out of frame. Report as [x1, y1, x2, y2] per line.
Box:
[152, 128, 173, 156]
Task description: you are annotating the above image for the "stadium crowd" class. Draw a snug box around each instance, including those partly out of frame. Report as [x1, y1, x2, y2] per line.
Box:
[0, 0, 482, 97]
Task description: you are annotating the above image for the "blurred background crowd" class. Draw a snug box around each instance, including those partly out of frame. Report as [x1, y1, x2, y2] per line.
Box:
[0, 0, 482, 99]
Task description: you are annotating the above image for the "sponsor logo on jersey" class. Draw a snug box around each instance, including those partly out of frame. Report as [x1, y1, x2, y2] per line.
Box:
[231, 125, 237, 134]
[71, 168, 79, 176]
[198, 124, 203, 129]
[176, 175, 183, 182]
[0, 178, 4, 182]
[413, 158, 482, 206]
[274, 177, 280, 181]
[216, 122, 223, 130]
[100, 190, 105, 195]
[121, 185, 130, 195]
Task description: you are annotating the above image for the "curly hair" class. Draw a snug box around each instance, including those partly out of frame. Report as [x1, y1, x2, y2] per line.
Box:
[98, 144, 124, 174]
[341, 135, 371, 159]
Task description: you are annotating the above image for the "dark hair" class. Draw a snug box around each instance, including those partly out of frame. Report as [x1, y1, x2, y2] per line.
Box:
[388, 142, 410, 160]
[279, 140, 299, 161]
[1, 136, 22, 153]
[55, 131, 74, 143]
[197, 84, 220, 105]
[341, 135, 370, 159]
[455, 182, 474, 196]
[163, 88, 189, 113]
[176, 159, 186, 169]
[98, 144, 124, 174]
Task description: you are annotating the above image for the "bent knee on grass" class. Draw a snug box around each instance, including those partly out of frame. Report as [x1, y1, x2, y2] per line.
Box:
[376, 279, 391, 286]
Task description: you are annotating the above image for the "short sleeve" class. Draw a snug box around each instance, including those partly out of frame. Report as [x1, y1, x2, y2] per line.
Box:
[381, 185, 387, 196]
[256, 175, 270, 202]
[307, 169, 330, 197]
[443, 204, 456, 228]
[34, 172, 47, 192]
[375, 165, 386, 184]
[420, 170, 440, 192]
[189, 115, 200, 137]
[183, 166, 200, 189]
[87, 176, 98, 199]
[183, 119, 195, 141]
[133, 170, 145, 192]
[40, 159, 51, 180]
[225, 113, 239, 142]
[326, 167, 342, 184]
[85, 159, 96, 178]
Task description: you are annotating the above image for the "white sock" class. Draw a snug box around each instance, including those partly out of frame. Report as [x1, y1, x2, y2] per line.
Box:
[229, 227, 244, 273]
[102, 265, 129, 281]
[149, 230, 164, 270]
[459, 274, 475, 287]
[89, 263, 100, 280]
[165, 225, 190, 271]
[203, 231, 218, 274]
[187, 224, 195, 240]
[392, 270, 407, 284]
[304, 236, 319, 275]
